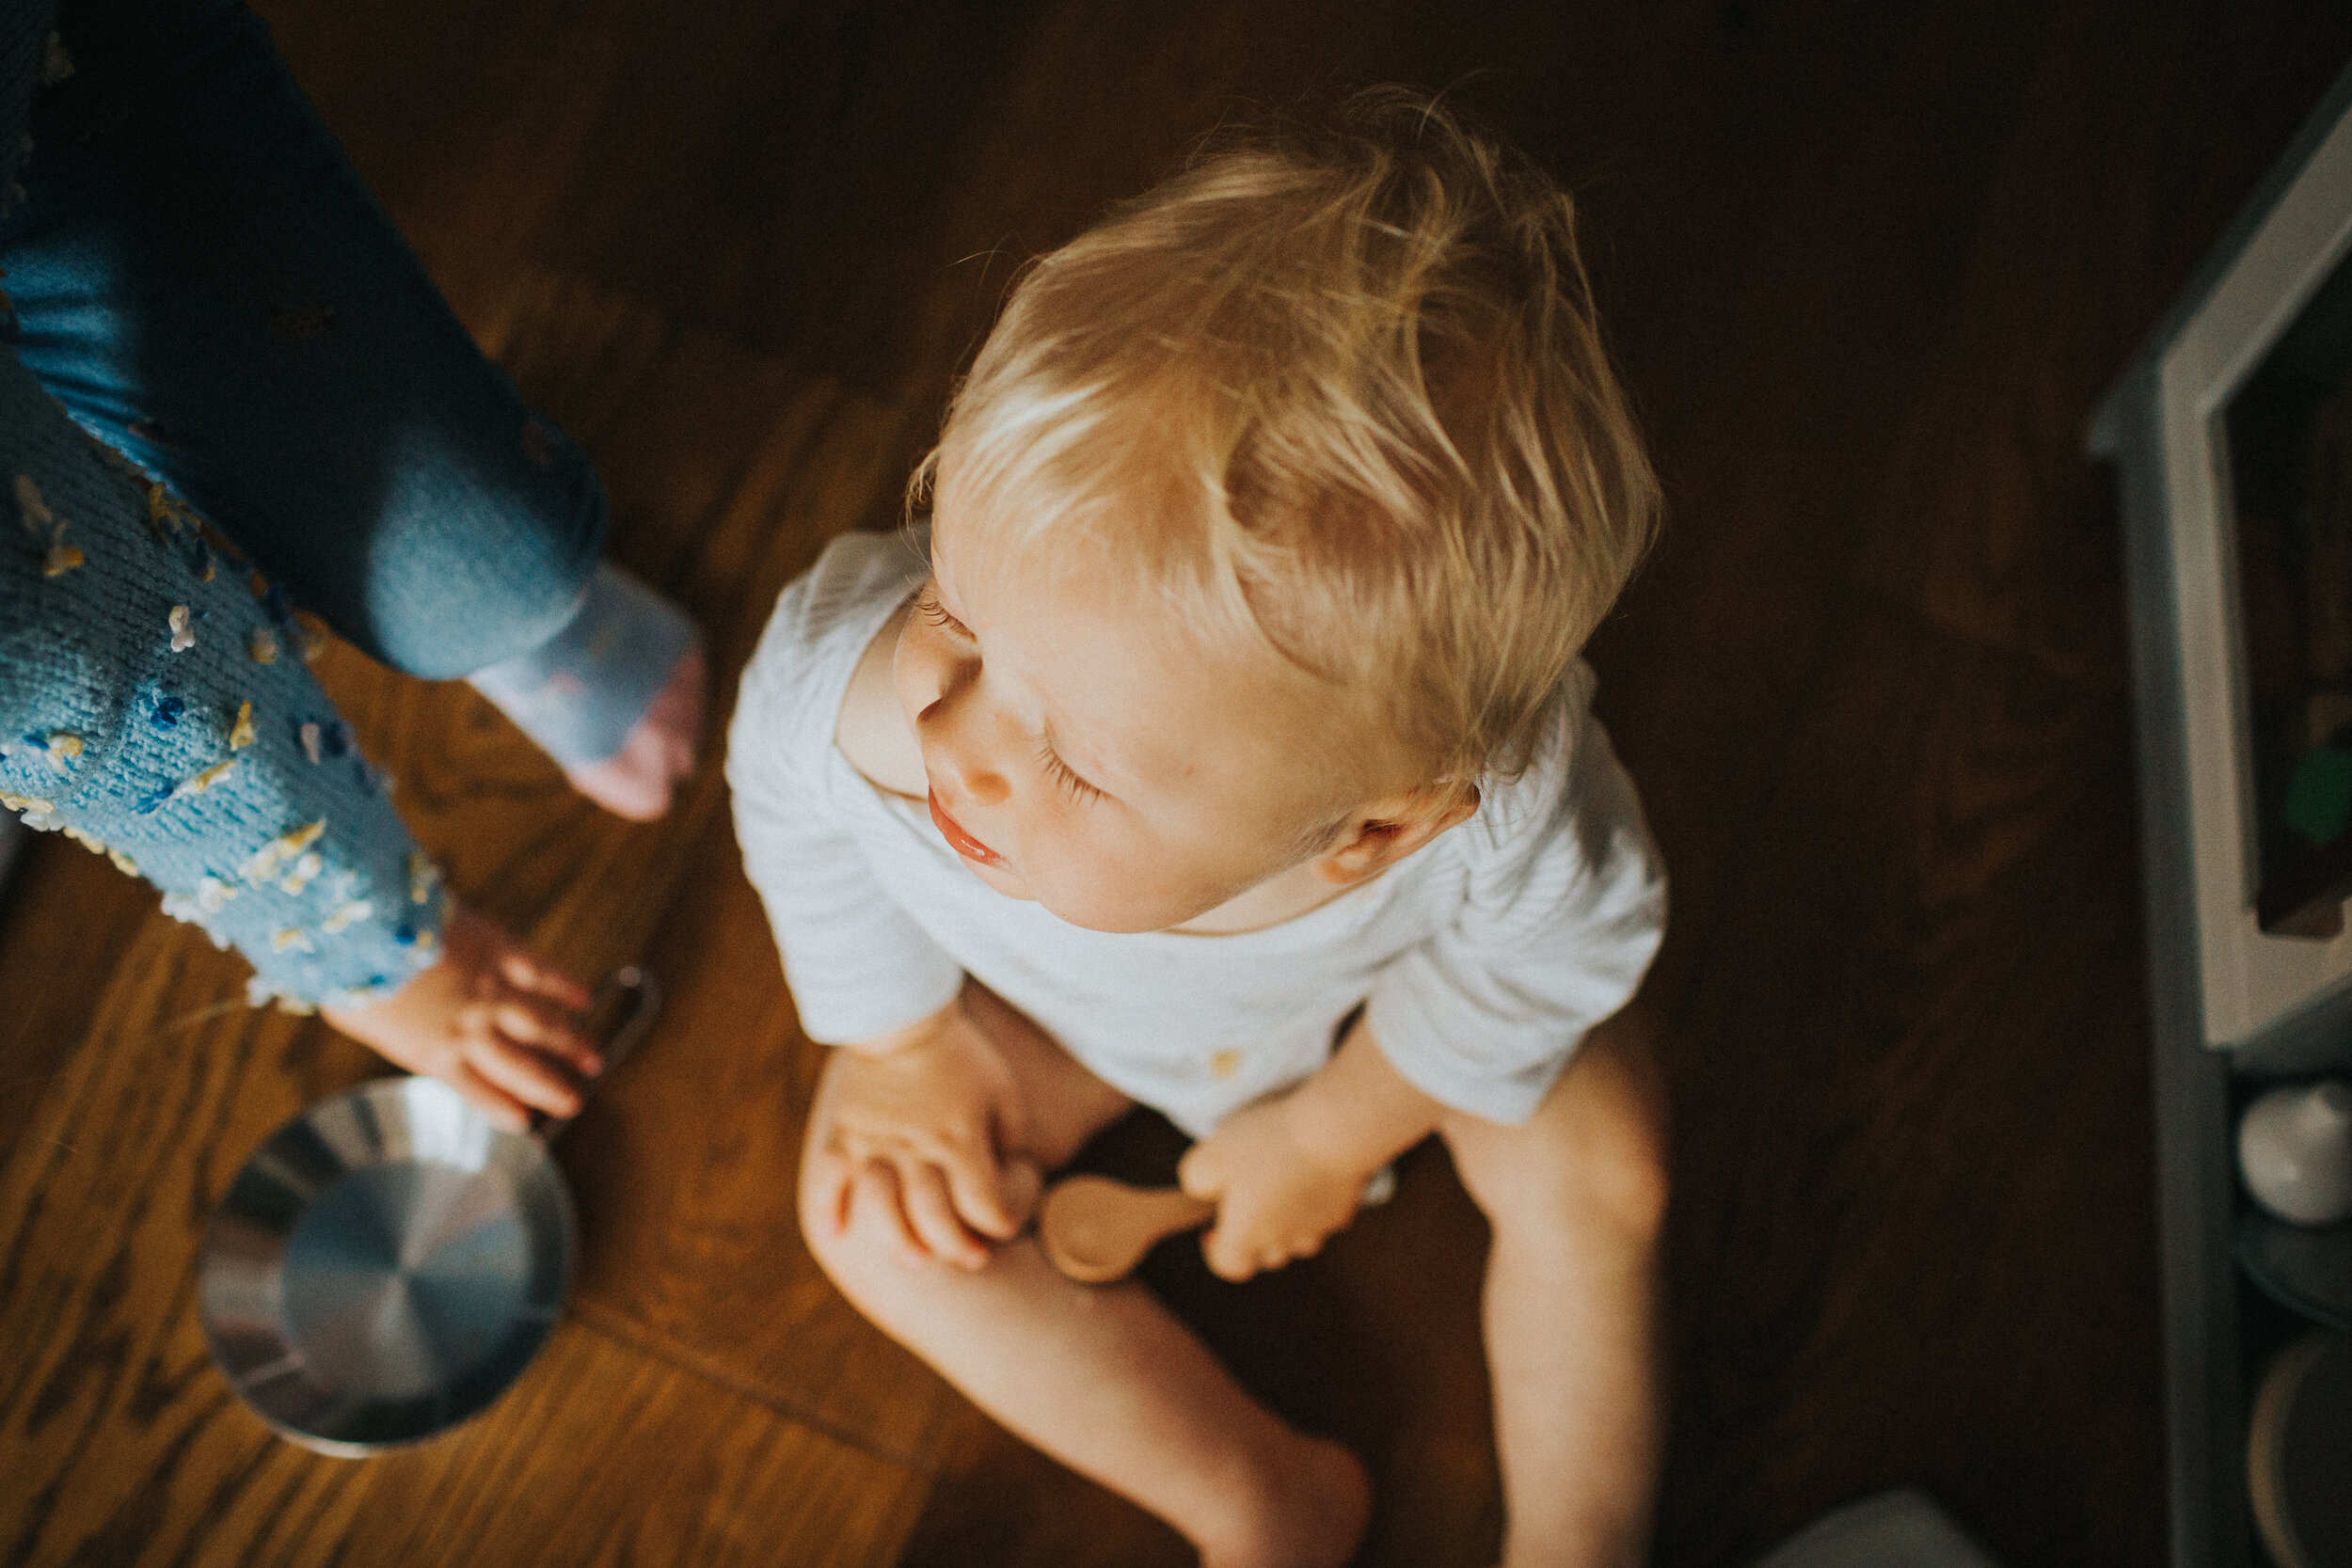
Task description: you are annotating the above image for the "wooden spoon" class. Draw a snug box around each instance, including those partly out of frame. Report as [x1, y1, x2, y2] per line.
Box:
[1038, 1175, 1215, 1284]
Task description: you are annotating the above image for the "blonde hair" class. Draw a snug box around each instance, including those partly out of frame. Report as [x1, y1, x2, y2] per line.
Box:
[920, 88, 1661, 784]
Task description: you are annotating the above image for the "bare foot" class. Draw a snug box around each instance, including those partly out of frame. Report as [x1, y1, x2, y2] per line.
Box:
[564, 644, 706, 820]
[1200, 1434, 1371, 1568]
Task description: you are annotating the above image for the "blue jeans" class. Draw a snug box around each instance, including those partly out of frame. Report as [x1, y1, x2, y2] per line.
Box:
[0, 0, 604, 679]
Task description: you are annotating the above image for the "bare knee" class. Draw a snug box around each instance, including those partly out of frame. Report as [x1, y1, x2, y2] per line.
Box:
[1447, 1013, 1670, 1246]
[796, 1149, 919, 1313]
[1565, 1073, 1671, 1243]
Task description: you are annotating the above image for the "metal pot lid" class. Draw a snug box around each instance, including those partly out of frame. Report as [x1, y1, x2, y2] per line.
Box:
[199, 967, 659, 1455]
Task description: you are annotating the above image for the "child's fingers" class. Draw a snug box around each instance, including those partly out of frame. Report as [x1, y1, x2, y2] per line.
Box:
[447, 1060, 534, 1134]
[900, 1162, 991, 1269]
[988, 1088, 1034, 1179]
[1200, 1222, 1258, 1283]
[469, 1036, 585, 1119]
[997, 1155, 1043, 1233]
[492, 999, 602, 1078]
[497, 947, 595, 1011]
[860, 1160, 930, 1261]
[828, 1124, 881, 1172]
[1176, 1144, 1225, 1201]
[806, 1147, 858, 1237]
[939, 1146, 1020, 1242]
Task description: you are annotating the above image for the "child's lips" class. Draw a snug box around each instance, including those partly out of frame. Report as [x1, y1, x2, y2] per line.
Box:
[929, 789, 1006, 867]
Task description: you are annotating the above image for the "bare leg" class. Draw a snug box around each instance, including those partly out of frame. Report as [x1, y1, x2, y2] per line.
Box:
[803, 982, 1370, 1568]
[1439, 1005, 1669, 1568]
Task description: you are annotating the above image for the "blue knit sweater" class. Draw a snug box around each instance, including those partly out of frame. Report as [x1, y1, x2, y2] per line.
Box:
[0, 1, 442, 1007]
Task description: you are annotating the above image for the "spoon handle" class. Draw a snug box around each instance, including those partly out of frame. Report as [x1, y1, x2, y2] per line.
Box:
[1038, 1176, 1216, 1283]
[1133, 1185, 1218, 1236]
[1038, 1162, 1400, 1284]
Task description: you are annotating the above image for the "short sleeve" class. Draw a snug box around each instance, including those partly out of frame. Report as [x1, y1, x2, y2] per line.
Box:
[726, 546, 965, 1044]
[1364, 679, 1666, 1124]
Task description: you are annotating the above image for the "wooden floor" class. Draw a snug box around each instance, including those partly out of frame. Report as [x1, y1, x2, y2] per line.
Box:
[5, 2, 2351, 1564]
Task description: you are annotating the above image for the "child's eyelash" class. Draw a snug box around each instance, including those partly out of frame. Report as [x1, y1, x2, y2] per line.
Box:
[916, 582, 1095, 803]
[1035, 737, 1104, 804]
[914, 586, 962, 631]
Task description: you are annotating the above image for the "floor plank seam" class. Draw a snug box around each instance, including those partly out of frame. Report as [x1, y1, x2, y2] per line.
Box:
[564, 1295, 951, 1476]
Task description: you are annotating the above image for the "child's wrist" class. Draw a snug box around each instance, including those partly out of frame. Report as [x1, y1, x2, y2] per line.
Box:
[1277, 1054, 1440, 1180]
[1276, 1085, 1388, 1183]
[844, 996, 962, 1057]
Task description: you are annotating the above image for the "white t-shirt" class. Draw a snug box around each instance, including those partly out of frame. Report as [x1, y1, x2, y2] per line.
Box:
[727, 530, 1666, 1135]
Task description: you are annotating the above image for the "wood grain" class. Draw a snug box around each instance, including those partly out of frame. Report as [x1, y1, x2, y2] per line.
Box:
[1848, 0, 2352, 691]
[0, 238, 948, 1568]
[0, 837, 154, 1165]
[10, 0, 2352, 1562]
[0, 910, 927, 1568]
[299, 263, 970, 1464]
[1657, 597, 2163, 1567]
[560, 806, 982, 1469]
[296, 260, 919, 995]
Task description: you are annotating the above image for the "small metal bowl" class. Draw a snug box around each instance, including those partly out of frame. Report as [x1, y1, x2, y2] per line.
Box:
[199, 968, 657, 1455]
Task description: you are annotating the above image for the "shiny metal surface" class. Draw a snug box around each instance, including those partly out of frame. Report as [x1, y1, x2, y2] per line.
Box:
[200, 1075, 573, 1454]
[199, 968, 658, 1454]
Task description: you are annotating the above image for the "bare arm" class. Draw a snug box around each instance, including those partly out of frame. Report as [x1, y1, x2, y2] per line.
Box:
[1279, 1013, 1445, 1179]
[1176, 1013, 1444, 1279]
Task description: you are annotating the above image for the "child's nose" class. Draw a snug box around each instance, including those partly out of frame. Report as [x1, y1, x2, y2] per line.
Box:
[929, 740, 1011, 807]
[917, 680, 1014, 807]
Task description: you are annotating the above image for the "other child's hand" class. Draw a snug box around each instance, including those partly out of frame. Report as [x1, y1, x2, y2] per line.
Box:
[1177, 1093, 1370, 1281]
[806, 997, 1042, 1270]
[320, 902, 599, 1132]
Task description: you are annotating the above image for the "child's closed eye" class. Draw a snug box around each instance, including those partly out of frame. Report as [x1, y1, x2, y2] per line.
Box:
[914, 585, 966, 634]
[1035, 737, 1105, 804]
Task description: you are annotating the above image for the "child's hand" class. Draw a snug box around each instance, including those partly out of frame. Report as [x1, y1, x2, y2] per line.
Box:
[320, 902, 599, 1132]
[806, 998, 1042, 1270]
[1177, 1095, 1371, 1281]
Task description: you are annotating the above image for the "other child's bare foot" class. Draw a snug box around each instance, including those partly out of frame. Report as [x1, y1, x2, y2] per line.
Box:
[1200, 1433, 1370, 1568]
[563, 643, 706, 820]
[467, 562, 704, 820]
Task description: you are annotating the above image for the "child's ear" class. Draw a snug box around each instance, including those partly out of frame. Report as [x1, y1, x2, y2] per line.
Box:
[1311, 781, 1481, 885]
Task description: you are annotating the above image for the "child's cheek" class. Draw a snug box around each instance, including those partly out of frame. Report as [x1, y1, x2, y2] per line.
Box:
[1001, 825, 1107, 926]
[968, 855, 1038, 904]
[1029, 831, 1195, 934]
